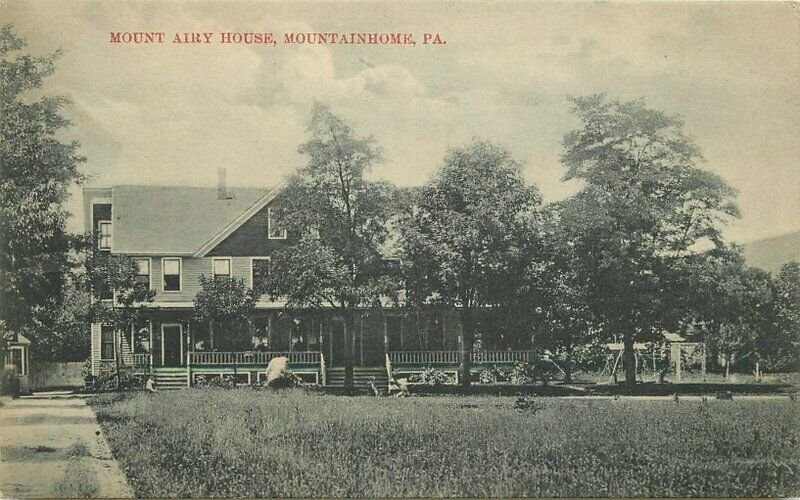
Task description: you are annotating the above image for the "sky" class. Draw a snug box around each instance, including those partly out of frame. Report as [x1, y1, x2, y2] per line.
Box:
[5, 0, 799, 243]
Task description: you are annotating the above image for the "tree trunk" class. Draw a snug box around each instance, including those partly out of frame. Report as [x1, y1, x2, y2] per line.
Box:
[623, 330, 636, 387]
[564, 344, 573, 384]
[459, 308, 475, 387]
[209, 320, 215, 350]
[343, 312, 355, 391]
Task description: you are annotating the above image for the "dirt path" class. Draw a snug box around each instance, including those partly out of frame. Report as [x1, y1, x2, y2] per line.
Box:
[0, 395, 133, 498]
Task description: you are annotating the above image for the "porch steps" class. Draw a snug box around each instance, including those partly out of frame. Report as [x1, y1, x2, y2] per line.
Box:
[153, 368, 188, 390]
[325, 368, 389, 394]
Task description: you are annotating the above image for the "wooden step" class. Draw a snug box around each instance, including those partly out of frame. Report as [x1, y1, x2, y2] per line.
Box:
[153, 369, 188, 390]
[325, 368, 389, 391]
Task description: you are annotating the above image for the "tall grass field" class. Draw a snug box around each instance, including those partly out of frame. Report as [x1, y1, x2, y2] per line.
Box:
[90, 390, 800, 497]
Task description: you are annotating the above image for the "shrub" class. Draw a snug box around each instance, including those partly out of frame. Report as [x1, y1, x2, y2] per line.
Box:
[409, 367, 454, 386]
[0, 371, 21, 397]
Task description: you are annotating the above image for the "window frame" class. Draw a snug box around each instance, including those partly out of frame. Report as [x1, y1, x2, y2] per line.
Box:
[98, 220, 112, 250]
[267, 208, 287, 240]
[134, 257, 152, 291]
[161, 257, 182, 292]
[100, 324, 116, 361]
[250, 257, 271, 290]
[212, 257, 232, 279]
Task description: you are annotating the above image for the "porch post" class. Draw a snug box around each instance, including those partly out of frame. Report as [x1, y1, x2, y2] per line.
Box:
[149, 321, 154, 368]
[359, 314, 364, 365]
[442, 311, 447, 350]
[399, 314, 404, 350]
[383, 315, 389, 354]
[268, 312, 273, 350]
[186, 321, 192, 387]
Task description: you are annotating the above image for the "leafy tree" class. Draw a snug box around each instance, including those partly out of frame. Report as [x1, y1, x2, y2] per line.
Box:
[399, 139, 541, 386]
[523, 202, 596, 382]
[560, 95, 740, 386]
[193, 275, 256, 351]
[772, 262, 800, 371]
[25, 274, 90, 362]
[260, 102, 400, 389]
[0, 25, 85, 347]
[83, 247, 155, 386]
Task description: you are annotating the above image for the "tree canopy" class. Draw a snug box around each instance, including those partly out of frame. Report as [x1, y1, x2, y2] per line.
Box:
[399, 138, 541, 385]
[260, 102, 401, 388]
[0, 24, 85, 349]
[559, 94, 740, 385]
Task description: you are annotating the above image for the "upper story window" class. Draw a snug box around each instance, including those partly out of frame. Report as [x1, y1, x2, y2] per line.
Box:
[212, 258, 232, 279]
[162, 258, 181, 291]
[98, 221, 112, 250]
[251, 258, 271, 290]
[135, 258, 151, 290]
[267, 208, 287, 240]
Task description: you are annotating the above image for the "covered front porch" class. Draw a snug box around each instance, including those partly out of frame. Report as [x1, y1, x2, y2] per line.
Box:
[112, 307, 534, 387]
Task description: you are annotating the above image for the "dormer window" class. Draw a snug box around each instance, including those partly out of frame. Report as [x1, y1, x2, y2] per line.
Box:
[267, 208, 287, 240]
[98, 221, 112, 250]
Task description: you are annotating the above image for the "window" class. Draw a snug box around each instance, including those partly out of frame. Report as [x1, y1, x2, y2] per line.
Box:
[162, 258, 181, 291]
[98, 221, 112, 250]
[267, 208, 287, 239]
[101, 325, 115, 360]
[135, 258, 151, 290]
[251, 258, 271, 290]
[212, 258, 232, 279]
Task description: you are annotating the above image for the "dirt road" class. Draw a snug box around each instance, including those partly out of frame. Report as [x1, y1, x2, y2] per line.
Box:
[0, 395, 133, 498]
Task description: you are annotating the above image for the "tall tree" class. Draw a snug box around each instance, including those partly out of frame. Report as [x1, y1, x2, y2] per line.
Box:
[193, 275, 256, 351]
[260, 102, 400, 389]
[560, 95, 739, 386]
[524, 202, 596, 383]
[399, 139, 540, 386]
[83, 247, 155, 387]
[0, 25, 85, 345]
[772, 262, 800, 371]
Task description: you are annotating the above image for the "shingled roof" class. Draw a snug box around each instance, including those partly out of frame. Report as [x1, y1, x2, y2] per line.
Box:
[112, 185, 271, 254]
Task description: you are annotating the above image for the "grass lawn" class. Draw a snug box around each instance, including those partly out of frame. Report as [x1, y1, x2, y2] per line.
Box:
[90, 389, 800, 498]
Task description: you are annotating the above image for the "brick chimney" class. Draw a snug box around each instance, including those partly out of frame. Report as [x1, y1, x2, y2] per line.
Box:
[217, 167, 232, 200]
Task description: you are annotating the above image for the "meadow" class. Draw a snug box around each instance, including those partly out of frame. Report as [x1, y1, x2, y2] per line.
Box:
[90, 389, 800, 498]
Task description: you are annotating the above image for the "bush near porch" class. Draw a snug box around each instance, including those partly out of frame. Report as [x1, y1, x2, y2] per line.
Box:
[90, 390, 800, 497]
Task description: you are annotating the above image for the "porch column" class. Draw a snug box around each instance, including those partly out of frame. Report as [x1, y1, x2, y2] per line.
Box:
[383, 315, 389, 354]
[442, 312, 447, 350]
[399, 315, 404, 350]
[268, 313, 273, 350]
[359, 315, 364, 365]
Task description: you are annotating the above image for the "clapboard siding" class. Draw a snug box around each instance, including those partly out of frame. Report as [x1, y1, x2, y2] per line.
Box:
[207, 202, 292, 257]
[144, 256, 265, 301]
[91, 323, 101, 375]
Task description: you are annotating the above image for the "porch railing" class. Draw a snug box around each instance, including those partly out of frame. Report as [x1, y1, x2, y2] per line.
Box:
[188, 351, 321, 366]
[129, 353, 151, 367]
[389, 350, 532, 365]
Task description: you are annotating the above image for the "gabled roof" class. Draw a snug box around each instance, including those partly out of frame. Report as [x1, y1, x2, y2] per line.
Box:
[112, 185, 272, 255]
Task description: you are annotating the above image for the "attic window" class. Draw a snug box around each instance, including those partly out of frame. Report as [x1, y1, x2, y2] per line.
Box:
[267, 208, 287, 240]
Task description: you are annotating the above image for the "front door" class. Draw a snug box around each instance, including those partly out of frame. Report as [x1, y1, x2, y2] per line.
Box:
[162, 324, 184, 366]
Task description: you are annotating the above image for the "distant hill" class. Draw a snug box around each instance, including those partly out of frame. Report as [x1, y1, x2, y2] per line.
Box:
[743, 231, 800, 274]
